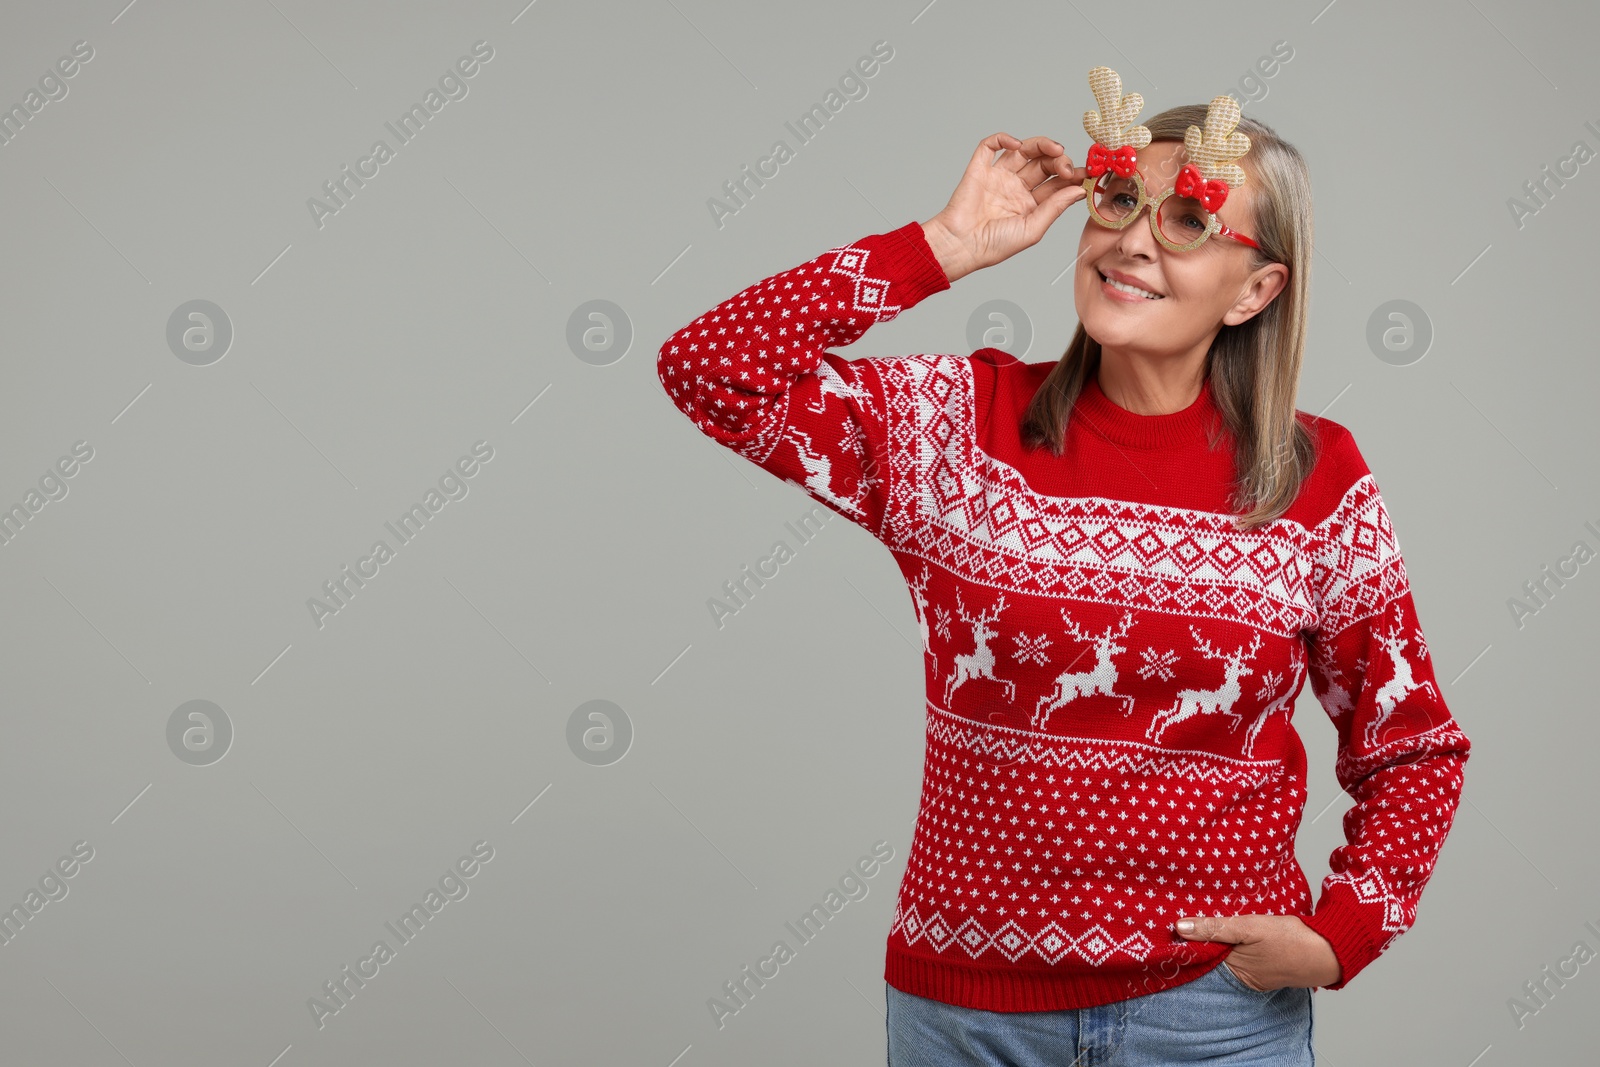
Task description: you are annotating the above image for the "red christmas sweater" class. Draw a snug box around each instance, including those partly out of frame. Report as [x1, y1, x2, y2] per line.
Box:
[656, 221, 1472, 1011]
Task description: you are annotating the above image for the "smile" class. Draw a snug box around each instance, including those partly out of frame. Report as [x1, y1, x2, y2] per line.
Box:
[1099, 270, 1165, 301]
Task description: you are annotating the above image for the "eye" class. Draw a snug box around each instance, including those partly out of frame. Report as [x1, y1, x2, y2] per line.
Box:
[1170, 205, 1208, 232]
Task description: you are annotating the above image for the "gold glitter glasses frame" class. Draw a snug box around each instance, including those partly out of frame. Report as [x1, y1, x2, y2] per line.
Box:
[1079, 168, 1261, 252]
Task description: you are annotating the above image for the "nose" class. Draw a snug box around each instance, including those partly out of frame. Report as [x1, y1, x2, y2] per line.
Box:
[1113, 201, 1162, 259]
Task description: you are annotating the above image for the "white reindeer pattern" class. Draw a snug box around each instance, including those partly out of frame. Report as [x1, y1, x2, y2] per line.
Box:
[943, 590, 1016, 705]
[1309, 634, 1364, 728]
[1147, 626, 1264, 744]
[783, 427, 870, 520]
[1238, 639, 1306, 759]
[908, 564, 936, 679]
[804, 362, 875, 415]
[1366, 604, 1438, 749]
[1033, 609, 1136, 731]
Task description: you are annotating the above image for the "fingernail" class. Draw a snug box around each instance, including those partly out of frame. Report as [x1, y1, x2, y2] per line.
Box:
[1175, 920, 1195, 933]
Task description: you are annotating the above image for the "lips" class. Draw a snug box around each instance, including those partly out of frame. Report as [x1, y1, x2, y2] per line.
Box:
[1098, 267, 1165, 299]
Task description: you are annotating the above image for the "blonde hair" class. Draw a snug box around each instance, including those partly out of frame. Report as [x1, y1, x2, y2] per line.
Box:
[1020, 105, 1316, 531]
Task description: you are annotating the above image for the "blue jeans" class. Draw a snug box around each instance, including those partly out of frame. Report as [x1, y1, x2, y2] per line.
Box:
[886, 962, 1314, 1066]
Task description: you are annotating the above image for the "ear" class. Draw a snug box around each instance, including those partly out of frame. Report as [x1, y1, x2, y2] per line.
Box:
[1222, 261, 1289, 326]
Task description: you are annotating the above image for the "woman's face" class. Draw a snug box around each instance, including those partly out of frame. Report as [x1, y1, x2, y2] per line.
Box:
[1073, 140, 1286, 363]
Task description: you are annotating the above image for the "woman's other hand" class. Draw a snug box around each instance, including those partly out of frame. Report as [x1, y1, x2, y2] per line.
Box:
[921, 132, 1090, 284]
[1174, 914, 1345, 991]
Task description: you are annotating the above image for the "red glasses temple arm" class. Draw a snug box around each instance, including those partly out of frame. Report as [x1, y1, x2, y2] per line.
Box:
[1215, 223, 1259, 249]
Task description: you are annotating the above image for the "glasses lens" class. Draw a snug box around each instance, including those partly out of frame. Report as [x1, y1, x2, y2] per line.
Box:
[1090, 174, 1141, 224]
[1156, 193, 1213, 247]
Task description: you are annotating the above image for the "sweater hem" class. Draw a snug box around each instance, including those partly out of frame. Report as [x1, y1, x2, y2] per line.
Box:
[884, 944, 1230, 1012]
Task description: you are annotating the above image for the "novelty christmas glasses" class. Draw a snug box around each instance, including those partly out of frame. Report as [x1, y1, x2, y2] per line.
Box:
[1080, 66, 1260, 251]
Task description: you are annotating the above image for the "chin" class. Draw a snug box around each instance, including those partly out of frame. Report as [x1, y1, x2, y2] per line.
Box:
[1077, 309, 1143, 348]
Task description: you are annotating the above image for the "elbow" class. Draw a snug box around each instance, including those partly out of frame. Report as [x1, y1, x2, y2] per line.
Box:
[656, 328, 690, 407]
[656, 328, 682, 386]
[656, 326, 714, 432]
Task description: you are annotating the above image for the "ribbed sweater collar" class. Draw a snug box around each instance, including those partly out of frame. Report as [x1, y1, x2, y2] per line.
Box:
[1074, 373, 1221, 450]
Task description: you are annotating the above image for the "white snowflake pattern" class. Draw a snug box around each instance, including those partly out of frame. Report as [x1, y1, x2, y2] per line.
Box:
[839, 419, 867, 457]
[1137, 646, 1179, 682]
[1012, 631, 1053, 666]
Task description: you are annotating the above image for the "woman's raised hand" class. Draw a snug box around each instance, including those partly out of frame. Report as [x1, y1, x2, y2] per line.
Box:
[920, 133, 1091, 284]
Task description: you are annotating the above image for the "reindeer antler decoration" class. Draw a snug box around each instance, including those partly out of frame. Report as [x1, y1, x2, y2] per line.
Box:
[1177, 95, 1251, 212]
[1082, 66, 1150, 179]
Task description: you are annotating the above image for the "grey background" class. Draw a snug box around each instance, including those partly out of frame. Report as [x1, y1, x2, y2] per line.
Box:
[0, 0, 1592, 1064]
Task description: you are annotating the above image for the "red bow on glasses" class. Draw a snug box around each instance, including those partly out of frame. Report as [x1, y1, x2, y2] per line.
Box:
[1174, 164, 1230, 211]
[1085, 142, 1138, 178]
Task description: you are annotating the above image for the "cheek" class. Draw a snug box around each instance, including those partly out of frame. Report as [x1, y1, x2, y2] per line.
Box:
[1075, 227, 1116, 282]
[1075, 239, 1109, 295]
[1157, 259, 1221, 306]
[1076, 220, 1100, 255]
[1073, 229, 1096, 289]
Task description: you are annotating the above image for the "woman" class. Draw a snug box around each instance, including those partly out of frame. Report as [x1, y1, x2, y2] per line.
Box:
[657, 69, 1471, 1066]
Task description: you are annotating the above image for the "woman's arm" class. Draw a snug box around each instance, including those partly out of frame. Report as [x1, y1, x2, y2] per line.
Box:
[656, 132, 1089, 542]
[655, 222, 951, 543]
[1299, 426, 1474, 989]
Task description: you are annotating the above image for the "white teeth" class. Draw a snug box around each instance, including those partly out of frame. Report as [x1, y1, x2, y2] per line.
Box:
[1101, 272, 1162, 299]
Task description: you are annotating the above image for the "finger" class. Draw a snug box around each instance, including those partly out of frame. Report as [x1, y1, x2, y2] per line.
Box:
[997, 135, 1064, 174]
[1025, 175, 1087, 235]
[1174, 916, 1238, 942]
[1023, 172, 1081, 220]
[1015, 147, 1066, 188]
[1025, 153, 1090, 195]
[1046, 151, 1092, 186]
[1015, 157, 1049, 188]
[1020, 184, 1078, 247]
[972, 131, 1023, 170]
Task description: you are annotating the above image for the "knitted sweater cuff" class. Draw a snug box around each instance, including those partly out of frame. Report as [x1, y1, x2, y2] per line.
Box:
[881, 221, 953, 302]
[1300, 880, 1385, 991]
